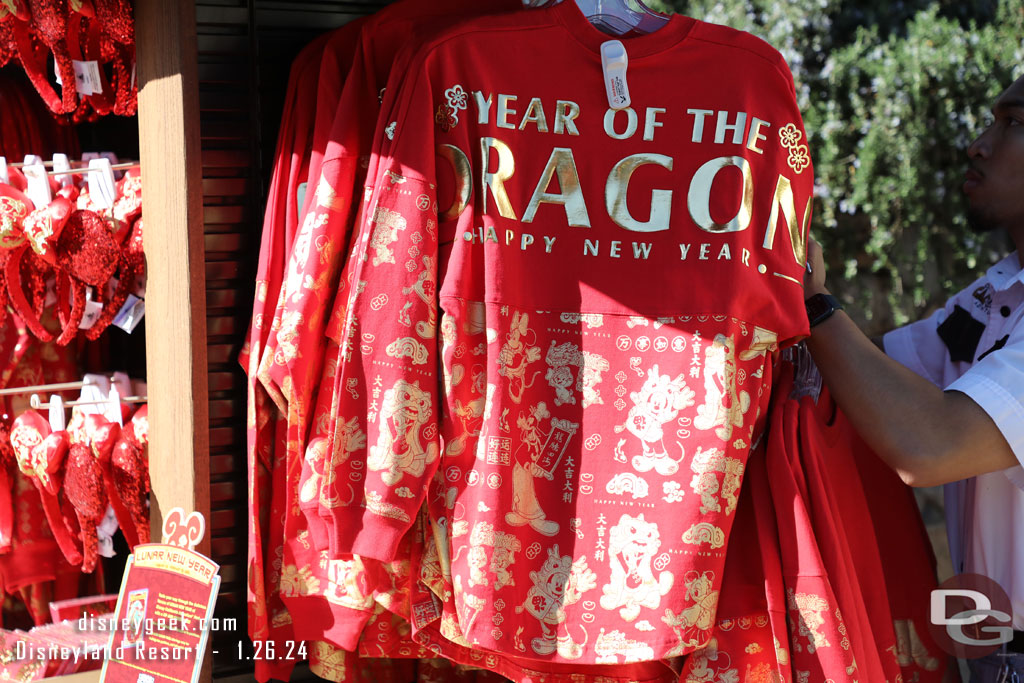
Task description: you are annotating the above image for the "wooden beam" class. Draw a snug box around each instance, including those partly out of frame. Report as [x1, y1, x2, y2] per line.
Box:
[135, 0, 211, 555]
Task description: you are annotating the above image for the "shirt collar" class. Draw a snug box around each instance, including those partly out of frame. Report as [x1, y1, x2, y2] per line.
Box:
[985, 252, 1024, 292]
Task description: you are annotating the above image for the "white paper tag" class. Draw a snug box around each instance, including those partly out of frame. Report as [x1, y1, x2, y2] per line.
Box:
[71, 60, 102, 96]
[87, 158, 115, 209]
[22, 161, 51, 210]
[112, 295, 145, 333]
[79, 293, 103, 330]
[600, 40, 630, 110]
[0, 157, 7, 185]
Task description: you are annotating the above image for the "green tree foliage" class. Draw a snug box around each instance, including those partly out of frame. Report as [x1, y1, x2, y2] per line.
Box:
[648, 0, 1024, 332]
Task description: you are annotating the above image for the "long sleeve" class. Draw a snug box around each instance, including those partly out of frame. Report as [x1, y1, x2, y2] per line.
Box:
[322, 60, 444, 561]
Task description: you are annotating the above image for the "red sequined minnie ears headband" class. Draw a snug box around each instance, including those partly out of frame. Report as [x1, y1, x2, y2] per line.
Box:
[0, 168, 141, 344]
[0, 0, 136, 117]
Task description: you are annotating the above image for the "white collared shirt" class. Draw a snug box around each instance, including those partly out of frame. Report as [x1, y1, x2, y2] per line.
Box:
[885, 251, 1024, 628]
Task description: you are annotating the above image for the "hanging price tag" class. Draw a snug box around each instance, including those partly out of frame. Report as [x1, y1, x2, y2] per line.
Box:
[79, 295, 104, 330]
[600, 40, 630, 110]
[112, 295, 145, 334]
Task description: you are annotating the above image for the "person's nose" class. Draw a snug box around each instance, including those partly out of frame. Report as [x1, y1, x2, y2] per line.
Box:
[968, 126, 992, 159]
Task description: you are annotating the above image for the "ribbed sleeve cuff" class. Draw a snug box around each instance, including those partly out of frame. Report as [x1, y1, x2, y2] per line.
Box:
[330, 512, 409, 562]
[283, 596, 374, 651]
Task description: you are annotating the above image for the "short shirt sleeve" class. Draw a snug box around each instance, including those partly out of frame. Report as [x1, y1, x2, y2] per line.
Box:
[946, 333, 1024, 480]
[882, 307, 949, 387]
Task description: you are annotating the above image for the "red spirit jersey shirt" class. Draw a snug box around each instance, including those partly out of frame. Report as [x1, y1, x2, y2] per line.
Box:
[276, 0, 526, 553]
[814, 393, 947, 680]
[795, 393, 903, 681]
[277, 4, 532, 652]
[242, 34, 326, 672]
[327, 2, 811, 664]
[765, 373, 859, 681]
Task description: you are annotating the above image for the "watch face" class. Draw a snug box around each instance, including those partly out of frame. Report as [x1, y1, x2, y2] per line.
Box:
[806, 295, 829, 320]
[806, 293, 839, 326]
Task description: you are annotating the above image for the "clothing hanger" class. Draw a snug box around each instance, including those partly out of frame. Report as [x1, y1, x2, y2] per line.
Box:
[535, 0, 670, 35]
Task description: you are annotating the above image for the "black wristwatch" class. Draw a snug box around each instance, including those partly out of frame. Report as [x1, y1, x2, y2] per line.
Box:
[805, 293, 843, 328]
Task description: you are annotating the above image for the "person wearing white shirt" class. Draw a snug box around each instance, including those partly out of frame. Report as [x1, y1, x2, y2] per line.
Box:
[804, 74, 1024, 681]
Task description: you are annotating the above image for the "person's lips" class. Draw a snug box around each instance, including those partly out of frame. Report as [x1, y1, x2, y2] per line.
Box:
[964, 167, 983, 193]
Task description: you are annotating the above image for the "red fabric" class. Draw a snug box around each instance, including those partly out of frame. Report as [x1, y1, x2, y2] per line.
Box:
[764, 368, 859, 680]
[689, 436, 793, 682]
[318, 2, 810, 668]
[267, 23, 379, 650]
[243, 33, 330, 676]
[274, 1, 534, 659]
[778, 393, 887, 681]
[820, 393, 948, 680]
[0, 68, 80, 168]
[279, 0, 524, 555]
[794, 393, 902, 681]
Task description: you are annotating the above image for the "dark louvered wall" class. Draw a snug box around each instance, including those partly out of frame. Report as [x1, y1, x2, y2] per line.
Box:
[195, 1, 393, 677]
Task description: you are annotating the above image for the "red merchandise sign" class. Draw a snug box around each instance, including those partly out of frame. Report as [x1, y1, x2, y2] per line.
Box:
[100, 509, 221, 683]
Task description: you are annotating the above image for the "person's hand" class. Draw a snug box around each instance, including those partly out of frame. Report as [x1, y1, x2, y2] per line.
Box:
[804, 235, 829, 296]
[530, 463, 553, 480]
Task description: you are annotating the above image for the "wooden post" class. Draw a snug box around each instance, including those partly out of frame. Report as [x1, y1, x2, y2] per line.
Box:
[134, 0, 211, 556]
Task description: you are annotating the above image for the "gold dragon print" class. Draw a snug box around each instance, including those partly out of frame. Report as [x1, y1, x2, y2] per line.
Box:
[544, 341, 610, 408]
[661, 571, 720, 655]
[322, 557, 374, 611]
[593, 628, 656, 664]
[786, 589, 831, 654]
[600, 514, 674, 622]
[299, 437, 329, 505]
[401, 255, 437, 339]
[318, 416, 366, 510]
[368, 206, 407, 266]
[680, 637, 739, 682]
[444, 367, 486, 457]
[367, 379, 439, 486]
[460, 521, 522, 591]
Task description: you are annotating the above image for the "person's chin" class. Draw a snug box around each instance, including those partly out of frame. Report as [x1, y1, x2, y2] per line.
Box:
[967, 207, 1000, 234]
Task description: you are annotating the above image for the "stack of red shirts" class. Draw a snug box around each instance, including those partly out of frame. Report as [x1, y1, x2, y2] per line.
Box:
[298, 2, 813, 680]
[243, 2, 946, 681]
[245, 3, 541, 681]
